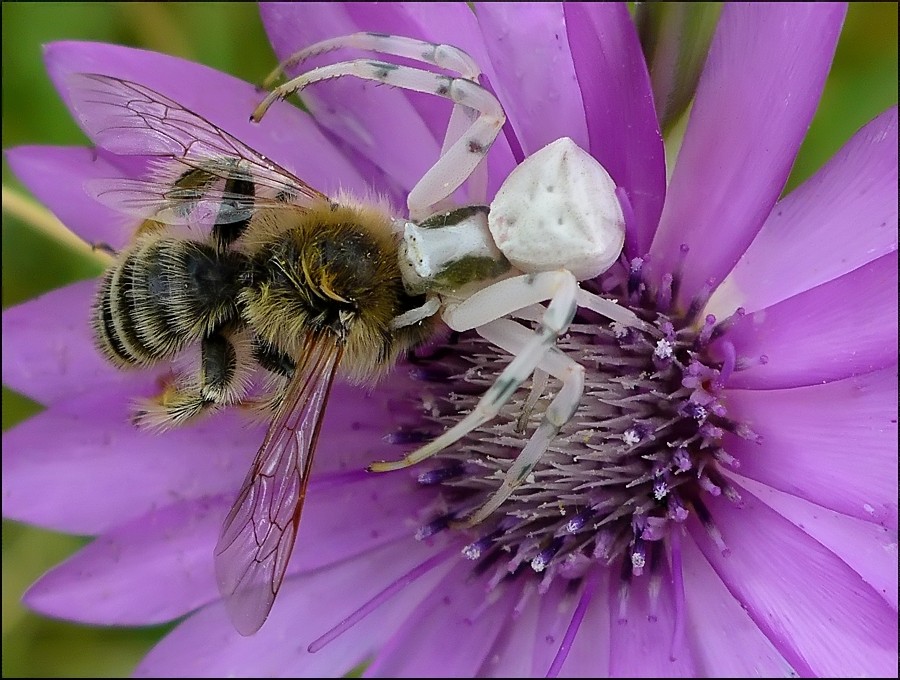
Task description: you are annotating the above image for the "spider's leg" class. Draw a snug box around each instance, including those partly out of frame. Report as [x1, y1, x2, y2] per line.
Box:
[252, 60, 505, 220]
[369, 270, 578, 472]
[260, 31, 489, 206]
[262, 31, 482, 88]
[577, 288, 659, 335]
[517, 367, 549, 434]
[457, 319, 585, 527]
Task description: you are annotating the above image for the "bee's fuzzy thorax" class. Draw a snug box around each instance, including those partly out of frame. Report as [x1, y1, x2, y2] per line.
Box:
[238, 202, 436, 383]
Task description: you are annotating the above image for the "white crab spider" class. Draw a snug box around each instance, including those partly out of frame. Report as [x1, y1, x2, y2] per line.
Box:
[255, 32, 653, 526]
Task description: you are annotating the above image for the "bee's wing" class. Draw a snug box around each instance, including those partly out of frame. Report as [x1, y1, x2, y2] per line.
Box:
[66, 72, 330, 225]
[214, 335, 343, 636]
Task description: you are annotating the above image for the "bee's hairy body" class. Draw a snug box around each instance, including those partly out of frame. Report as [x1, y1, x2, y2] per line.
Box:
[94, 235, 247, 367]
[93, 192, 435, 427]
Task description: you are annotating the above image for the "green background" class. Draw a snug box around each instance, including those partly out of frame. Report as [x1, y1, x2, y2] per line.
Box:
[2, 2, 897, 677]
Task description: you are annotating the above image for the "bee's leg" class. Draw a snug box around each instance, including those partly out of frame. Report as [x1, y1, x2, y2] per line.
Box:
[231, 338, 295, 420]
[262, 32, 482, 89]
[132, 330, 253, 429]
[251, 337, 296, 380]
[91, 241, 117, 257]
[131, 375, 213, 430]
[370, 270, 579, 472]
[252, 60, 505, 221]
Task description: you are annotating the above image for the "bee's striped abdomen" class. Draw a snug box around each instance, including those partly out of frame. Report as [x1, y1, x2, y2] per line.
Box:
[91, 238, 247, 368]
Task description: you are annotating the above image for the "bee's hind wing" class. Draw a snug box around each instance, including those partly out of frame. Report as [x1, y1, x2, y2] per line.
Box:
[213, 335, 343, 636]
[66, 73, 330, 225]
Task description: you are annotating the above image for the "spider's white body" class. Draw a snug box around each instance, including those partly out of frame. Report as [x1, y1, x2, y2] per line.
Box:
[258, 32, 650, 525]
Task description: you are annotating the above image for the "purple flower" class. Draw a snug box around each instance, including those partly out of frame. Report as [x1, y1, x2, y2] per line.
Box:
[3, 2, 897, 677]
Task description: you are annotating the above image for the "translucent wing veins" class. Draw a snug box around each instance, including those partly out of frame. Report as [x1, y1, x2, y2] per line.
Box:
[65, 72, 331, 225]
[214, 336, 343, 636]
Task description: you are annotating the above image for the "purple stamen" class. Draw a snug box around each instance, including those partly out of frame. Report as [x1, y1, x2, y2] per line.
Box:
[628, 257, 645, 299]
[546, 568, 602, 678]
[668, 495, 689, 522]
[698, 474, 722, 497]
[532, 537, 565, 573]
[696, 313, 718, 348]
[417, 463, 464, 485]
[686, 277, 716, 322]
[669, 530, 686, 661]
[669, 244, 690, 303]
[711, 306, 745, 340]
[715, 340, 736, 387]
[656, 272, 674, 312]
[307, 545, 458, 653]
[631, 538, 647, 576]
[563, 508, 593, 534]
[673, 448, 692, 472]
[462, 529, 502, 560]
[415, 515, 450, 541]
[386, 428, 436, 445]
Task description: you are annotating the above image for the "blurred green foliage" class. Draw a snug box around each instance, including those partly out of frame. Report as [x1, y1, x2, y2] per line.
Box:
[1, 2, 897, 677]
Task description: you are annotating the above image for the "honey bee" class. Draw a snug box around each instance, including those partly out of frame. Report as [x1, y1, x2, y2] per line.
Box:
[69, 32, 644, 637]
[69, 72, 444, 636]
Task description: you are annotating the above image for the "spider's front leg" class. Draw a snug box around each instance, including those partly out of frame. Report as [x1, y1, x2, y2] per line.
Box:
[370, 269, 580, 473]
[261, 32, 483, 88]
[251, 34, 506, 219]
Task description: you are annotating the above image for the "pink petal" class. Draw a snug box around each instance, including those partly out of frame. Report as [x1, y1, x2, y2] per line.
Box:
[650, 3, 847, 306]
[366, 559, 519, 677]
[724, 367, 898, 527]
[690, 487, 898, 677]
[3, 374, 411, 535]
[680, 537, 796, 676]
[732, 474, 898, 610]
[2, 386, 256, 534]
[21, 470, 426, 626]
[24, 495, 225, 625]
[43, 41, 370, 199]
[135, 538, 451, 677]
[564, 3, 666, 256]
[720, 251, 898, 389]
[280, 470, 423, 575]
[707, 107, 899, 317]
[476, 3, 588, 156]
[5, 147, 137, 249]
[477, 585, 539, 677]
[1, 280, 128, 405]
[607, 563, 699, 677]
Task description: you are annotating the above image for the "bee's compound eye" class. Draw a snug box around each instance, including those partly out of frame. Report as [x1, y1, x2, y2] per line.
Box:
[488, 137, 625, 281]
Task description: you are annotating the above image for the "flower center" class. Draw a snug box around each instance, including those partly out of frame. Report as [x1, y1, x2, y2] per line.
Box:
[394, 254, 761, 592]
